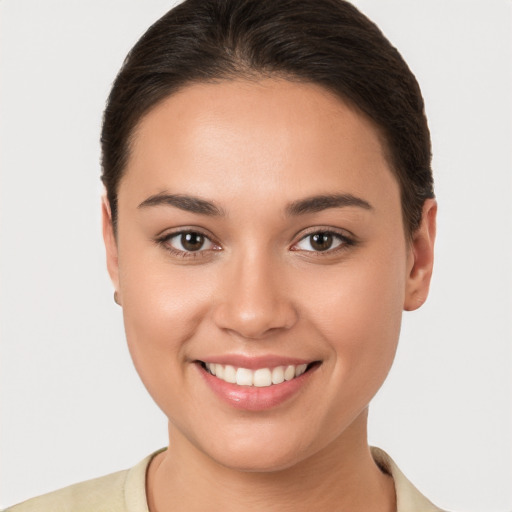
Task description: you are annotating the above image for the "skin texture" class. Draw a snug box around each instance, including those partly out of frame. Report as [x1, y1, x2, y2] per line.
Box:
[103, 79, 436, 511]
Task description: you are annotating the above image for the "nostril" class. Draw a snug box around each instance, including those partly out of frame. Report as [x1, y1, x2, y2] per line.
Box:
[212, 297, 299, 340]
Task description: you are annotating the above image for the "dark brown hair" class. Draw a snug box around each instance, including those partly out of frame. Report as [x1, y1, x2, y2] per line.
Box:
[101, 0, 434, 235]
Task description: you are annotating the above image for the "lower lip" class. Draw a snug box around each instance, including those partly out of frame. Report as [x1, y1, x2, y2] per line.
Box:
[197, 363, 317, 411]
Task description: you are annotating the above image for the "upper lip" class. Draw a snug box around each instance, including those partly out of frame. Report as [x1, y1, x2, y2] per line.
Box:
[196, 354, 317, 370]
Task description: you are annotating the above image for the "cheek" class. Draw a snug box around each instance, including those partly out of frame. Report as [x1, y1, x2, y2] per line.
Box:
[300, 245, 407, 387]
[117, 239, 216, 398]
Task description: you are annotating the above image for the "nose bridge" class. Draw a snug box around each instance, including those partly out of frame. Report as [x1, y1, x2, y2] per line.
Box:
[213, 245, 297, 339]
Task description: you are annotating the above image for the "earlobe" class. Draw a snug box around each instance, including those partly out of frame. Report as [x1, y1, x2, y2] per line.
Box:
[101, 195, 120, 295]
[404, 198, 437, 311]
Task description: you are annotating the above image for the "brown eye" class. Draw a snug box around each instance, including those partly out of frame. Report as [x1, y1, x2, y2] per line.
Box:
[294, 231, 347, 253]
[310, 233, 333, 251]
[166, 231, 214, 253]
[181, 232, 205, 251]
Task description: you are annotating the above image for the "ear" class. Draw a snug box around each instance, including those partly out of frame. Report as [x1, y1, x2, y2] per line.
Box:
[404, 198, 437, 311]
[102, 195, 120, 296]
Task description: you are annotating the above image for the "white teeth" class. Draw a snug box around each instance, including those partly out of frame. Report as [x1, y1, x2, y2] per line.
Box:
[236, 367, 253, 386]
[204, 362, 310, 387]
[215, 364, 224, 379]
[271, 366, 285, 385]
[224, 365, 236, 384]
[295, 364, 308, 377]
[284, 365, 296, 381]
[253, 368, 272, 387]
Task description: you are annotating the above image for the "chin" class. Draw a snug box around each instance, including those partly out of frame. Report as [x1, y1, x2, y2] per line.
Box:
[192, 423, 322, 473]
[211, 445, 307, 473]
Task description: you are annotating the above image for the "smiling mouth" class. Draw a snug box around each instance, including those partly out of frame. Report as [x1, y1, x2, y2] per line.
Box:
[199, 361, 319, 388]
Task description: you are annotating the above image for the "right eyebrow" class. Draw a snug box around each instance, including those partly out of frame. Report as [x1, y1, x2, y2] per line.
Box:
[285, 193, 373, 216]
[137, 193, 225, 216]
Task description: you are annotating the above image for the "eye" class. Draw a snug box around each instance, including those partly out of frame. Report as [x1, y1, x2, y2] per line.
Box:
[159, 230, 216, 254]
[293, 231, 349, 252]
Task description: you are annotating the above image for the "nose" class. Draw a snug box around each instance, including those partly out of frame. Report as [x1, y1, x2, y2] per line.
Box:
[212, 250, 298, 340]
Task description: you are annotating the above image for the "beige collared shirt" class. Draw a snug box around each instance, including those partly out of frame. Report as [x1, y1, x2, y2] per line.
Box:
[5, 447, 446, 512]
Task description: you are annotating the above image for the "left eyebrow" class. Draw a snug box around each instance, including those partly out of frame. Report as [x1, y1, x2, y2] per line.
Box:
[285, 194, 373, 216]
[137, 193, 225, 216]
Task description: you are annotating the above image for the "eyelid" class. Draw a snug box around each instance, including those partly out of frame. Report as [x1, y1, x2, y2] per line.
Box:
[155, 227, 221, 258]
[154, 224, 217, 239]
[290, 227, 356, 253]
[154, 225, 356, 258]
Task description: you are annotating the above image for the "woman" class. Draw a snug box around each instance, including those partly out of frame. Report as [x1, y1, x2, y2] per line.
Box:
[6, 0, 442, 510]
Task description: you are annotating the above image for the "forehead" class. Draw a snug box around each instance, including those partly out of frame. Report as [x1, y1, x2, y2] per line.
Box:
[122, 79, 398, 212]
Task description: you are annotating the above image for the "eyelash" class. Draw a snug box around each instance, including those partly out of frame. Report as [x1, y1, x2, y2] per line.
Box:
[155, 229, 220, 259]
[290, 229, 355, 256]
[155, 228, 355, 259]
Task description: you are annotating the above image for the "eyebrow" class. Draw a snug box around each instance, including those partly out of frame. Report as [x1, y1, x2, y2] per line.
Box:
[138, 193, 225, 216]
[137, 192, 372, 217]
[285, 194, 373, 216]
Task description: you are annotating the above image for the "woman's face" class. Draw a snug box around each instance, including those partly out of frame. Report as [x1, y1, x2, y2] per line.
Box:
[104, 79, 435, 471]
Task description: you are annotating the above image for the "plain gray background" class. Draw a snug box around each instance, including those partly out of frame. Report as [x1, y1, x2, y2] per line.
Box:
[1, 1, 511, 510]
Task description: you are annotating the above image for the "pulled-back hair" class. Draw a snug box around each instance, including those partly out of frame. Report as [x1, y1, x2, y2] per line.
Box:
[101, 0, 433, 236]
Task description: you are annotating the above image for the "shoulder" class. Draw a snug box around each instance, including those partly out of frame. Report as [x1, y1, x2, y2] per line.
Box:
[3, 470, 128, 512]
[371, 447, 448, 512]
[3, 451, 158, 512]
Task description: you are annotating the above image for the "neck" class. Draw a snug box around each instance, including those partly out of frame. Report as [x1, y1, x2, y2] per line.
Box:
[147, 409, 395, 512]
